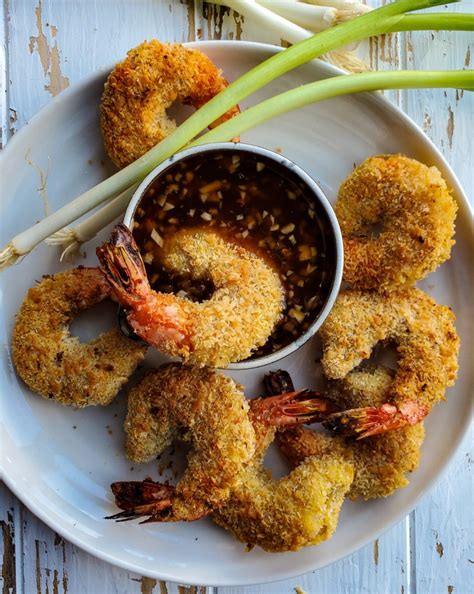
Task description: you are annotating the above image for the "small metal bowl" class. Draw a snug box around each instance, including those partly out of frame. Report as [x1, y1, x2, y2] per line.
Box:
[123, 142, 343, 369]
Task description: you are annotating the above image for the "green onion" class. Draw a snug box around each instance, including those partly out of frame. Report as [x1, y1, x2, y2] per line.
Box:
[253, 0, 369, 33]
[303, 1, 369, 10]
[1, 0, 471, 270]
[213, 0, 371, 72]
[190, 70, 474, 147]
[45, 69, 473, 257]
[45, 185, 138, 261]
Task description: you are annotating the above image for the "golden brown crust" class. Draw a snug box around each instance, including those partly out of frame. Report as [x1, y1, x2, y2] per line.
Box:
[124, 363, 352, 546]
[100, 40, 240, 167]
[11, 267, 147, 407]
[337, 155, 457, 290]
[319, 288, 459, 412]
[124, 365, 256, 521]
[213, 395, 353, 552]
[160, 229, 285, 367]
[278, 367, 425, 500]
[213, 449, 353, 552]
[327, 366, 425, 499]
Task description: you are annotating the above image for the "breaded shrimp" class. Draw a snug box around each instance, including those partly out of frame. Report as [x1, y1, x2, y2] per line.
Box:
[108, 365, 332, 523]
[336, 155, 457, 290]
[111, 365, 256, 522]
[97, 224, 285, 367]
[213, 437, 353, 552]
[278, 367, 425, 500]
[11, 267, 147, 407]
[213, 374, 352, 553]
[319, 288, 459, 437]
[100, 40, 240, 167]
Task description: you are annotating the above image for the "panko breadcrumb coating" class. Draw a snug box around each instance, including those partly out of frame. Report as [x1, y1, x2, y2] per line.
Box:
[279, 366, 425, 500]
[320, 288, 459, 417]
[97, 224, 285, 367]
[337, 155, 457, 290]
[11, 267, 147, 407]
[118, 365, 256, 522]
[213, 411, 353, 552]
[161, 229, 285, 366]
[100, 40, 240, 167]
[110, 364, 351, 546]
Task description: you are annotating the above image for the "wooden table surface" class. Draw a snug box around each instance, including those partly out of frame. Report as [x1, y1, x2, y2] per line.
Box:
[1, 1, 472, 593]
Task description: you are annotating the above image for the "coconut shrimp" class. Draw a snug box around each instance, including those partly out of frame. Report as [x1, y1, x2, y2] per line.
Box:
[277, 367, 425, 500]
[108, 364, 334, 523]
[213, 374, 353, 552]
[319, 288, 459, 437]
[97, 224, 285, 367]
[11, 267, 147, 407]
[100, 40, 240, 167]
[336, 155, 457, 290]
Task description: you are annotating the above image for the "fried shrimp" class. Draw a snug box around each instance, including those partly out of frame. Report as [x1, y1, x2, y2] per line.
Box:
[11, 267, 147, 407]
[97, 224, 285, 367]
[213, 433, 353, 552]
[337, 155, 457, 290]
[213, 375, 352, 553]
[100, 40, 240, 167]
[108, 365, 331, 523]
[319, 288, 459, 437]
[109, 365, 256, 522]
[278, 367, 425, 500]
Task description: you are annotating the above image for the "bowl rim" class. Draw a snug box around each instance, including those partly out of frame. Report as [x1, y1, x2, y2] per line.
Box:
[122, 141, 343, 369]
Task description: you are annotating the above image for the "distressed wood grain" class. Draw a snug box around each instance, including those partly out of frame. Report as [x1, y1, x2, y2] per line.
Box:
[6, 0, 194, 133]
[1, 1, 473, 593]
[399, 6, 474, 593]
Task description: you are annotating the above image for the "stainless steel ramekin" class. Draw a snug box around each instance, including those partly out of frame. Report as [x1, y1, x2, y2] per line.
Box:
[123, 142, 343, 369]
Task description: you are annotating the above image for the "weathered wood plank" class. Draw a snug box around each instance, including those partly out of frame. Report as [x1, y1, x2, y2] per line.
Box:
[402, 3, 473, 201]
[410, 433, 474, 594]
[219, 521, 409, 594]
[400, 6, 473, 593]
[0, 483, 21, 594]
[6, 0, 194, 132]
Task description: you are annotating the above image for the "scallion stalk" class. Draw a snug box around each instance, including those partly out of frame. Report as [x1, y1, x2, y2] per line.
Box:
[303, 1, 370, 12]
[214, 0, 370, 71]
[189, 70, 474, 147]
[1, 0, 470, 270]
[254, 0, 368, 32]
[255, 0, 340, 32]
[48, 69, 472, 257]
[45, 185, 138, 261]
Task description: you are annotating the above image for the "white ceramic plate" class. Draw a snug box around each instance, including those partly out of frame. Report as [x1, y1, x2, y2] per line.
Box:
[1, 41, 472, 587]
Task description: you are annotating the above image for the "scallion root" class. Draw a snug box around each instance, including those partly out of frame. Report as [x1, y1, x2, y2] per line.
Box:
[59, 239, 82, 262]
[46, 227, 77, 246]
[45, 185, 136, 262]
[321, 48, 369, 73]
[0, 244, 21, 271]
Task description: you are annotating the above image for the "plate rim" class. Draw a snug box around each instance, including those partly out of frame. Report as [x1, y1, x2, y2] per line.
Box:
[1, 39, 473, 587]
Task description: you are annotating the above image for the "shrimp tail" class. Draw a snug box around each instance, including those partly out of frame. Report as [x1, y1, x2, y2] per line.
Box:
[106, 480, 174, 522]
[259, 370, 340, 425]
[96, 224, 150, 305]
[107, 478, 210, 523]
[263, 369, 295, 396]
[250, 390, 341, 427]
[323, 401, 429, 439]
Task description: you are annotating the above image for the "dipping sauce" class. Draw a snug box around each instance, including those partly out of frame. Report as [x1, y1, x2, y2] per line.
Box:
[132, 148, 337, 359]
